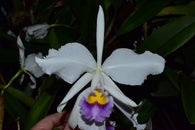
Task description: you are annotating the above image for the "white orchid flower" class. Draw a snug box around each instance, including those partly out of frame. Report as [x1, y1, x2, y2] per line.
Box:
[23, 23, 49, 42]
[17, 36, 44, 88]
[36, 6, 165, 129]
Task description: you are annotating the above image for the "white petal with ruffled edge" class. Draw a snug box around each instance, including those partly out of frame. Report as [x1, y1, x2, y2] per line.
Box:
[24, 53, 44, 78]
[102, 49, 165, 85]
[57, 73, 93, 112]
[96, 6, 105, 67]
[35, 43, 96, 84]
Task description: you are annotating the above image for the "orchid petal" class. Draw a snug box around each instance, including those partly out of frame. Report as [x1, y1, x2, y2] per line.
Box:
[78, 113, 106, 130]
[96, 6, 105, 67]
[17, 36, 25, 67]
[36, 43, 96, 84]
[24, 53, 44, 78]
[68, 90, 82, 129]
[57, 73, 93, 112]
[114, 101, 146, 130]
[102, 73, 138, 107]
[102, 49, 165, 85]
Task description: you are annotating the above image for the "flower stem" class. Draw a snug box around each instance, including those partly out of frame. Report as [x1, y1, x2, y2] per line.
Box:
[1, 68, 24, 95]
[49, 24, 73, 29]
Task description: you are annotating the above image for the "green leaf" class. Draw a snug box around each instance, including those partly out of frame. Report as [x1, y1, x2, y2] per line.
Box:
[151, 80, 179, 97]
[33, 1, 56, 22]
[4, 93, 27, 124]
[55, 28, 76, 44]
[137, 99, 157, 123]
[137, 16, 195, 56]
[69, 0, 97, 44]
[164, 67, 180, 90]
[0, 84, 35, 107]
[24, 92, 56, 130]
[117, 0, 170, 35]
[48, 29, 61, 49]
[158, 5, 195, 16]
[54, 6, 76, 25]
[103, 0, 112, 11]
[182, 39, 195, 70]
[181, 77, 195, 124]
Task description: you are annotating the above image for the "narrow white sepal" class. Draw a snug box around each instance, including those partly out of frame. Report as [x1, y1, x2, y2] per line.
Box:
[17, 36, 25, 67]
[102, 49, 165, 85]
[57, 73, 93, 112]
[27, 72, 36, 89]
[68, 88, 91, 129]
[35, 43, 96, 84]
[68, 92, 82, 129]
[96, 5, 105, 67]
[103, 73, 138, 107]
[114, 102, 146, 130]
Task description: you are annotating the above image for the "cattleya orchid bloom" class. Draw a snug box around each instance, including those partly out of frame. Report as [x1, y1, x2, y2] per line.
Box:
[36, 6, 165, 130]
[17, 36, 44, 88]
[23, 23, 49, 42]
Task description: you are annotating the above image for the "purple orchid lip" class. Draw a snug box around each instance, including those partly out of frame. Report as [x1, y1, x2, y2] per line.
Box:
[79, 89, 113, 122]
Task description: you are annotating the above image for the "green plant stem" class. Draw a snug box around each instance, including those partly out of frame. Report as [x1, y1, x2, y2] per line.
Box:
[49, 24, 73, 29]
[1, 68, 24, 95]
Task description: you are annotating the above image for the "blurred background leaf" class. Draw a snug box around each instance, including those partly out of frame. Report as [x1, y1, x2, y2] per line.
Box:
[117, 0, 170, 35]
[0, 95, 4, 130]
[137, 16, 195, 56]
[4, 92, 27, 125]
[48, 28, 61, 49]
[181, 77, 195, 124]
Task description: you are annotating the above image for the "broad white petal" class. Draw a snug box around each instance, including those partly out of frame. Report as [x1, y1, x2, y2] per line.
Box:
[114, 102, 146, 130]
[96, 6, 105, 67]
[17, 36, 25, 67]
[102, 49, 165, 85]
[24, 53, 44, 78]
[36, 43, 96, 84]
[103, 73, 138, 107]
[57, 73, 93, 112]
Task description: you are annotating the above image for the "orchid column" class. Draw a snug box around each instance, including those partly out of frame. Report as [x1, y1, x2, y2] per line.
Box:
[36, 6, 165, 130]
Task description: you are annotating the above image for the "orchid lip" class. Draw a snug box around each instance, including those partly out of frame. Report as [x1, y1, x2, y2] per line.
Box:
[79, 89, 113, 123]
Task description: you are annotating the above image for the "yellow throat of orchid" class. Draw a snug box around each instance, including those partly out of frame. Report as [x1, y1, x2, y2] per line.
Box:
[86, 89, 108, 105]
